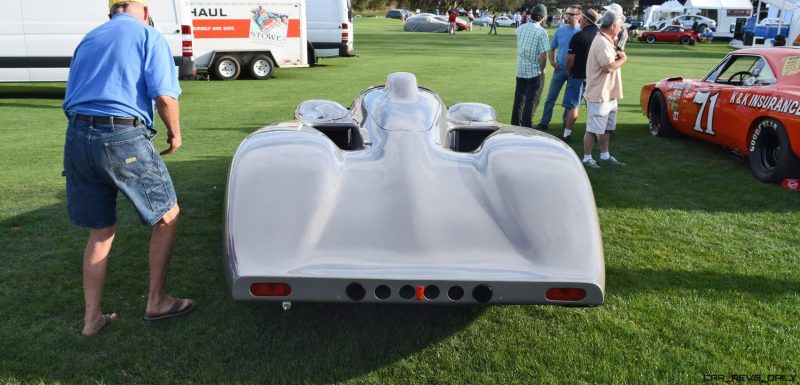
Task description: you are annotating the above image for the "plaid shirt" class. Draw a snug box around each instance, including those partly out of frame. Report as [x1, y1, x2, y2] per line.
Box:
[515, 22, 550, 78]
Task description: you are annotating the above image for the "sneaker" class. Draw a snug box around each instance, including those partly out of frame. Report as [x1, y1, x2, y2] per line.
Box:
[561, 134, 571, 143]
[535, 123, 548, 131]
[583, 159, 600, 169]
[600, 156, 626, 166]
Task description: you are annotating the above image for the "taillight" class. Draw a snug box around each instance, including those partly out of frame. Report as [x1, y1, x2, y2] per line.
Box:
[341, 22, 349, 42]
[250, 283, 292, 297]
[181, 25, 193, 57]
[546, 288, 586, 301]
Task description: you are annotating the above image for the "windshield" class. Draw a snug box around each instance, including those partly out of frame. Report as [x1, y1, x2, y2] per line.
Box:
[704, 55, 775, 86]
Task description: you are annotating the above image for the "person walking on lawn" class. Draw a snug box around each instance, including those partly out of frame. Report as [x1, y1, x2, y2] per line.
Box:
[63, 0, 194, 337]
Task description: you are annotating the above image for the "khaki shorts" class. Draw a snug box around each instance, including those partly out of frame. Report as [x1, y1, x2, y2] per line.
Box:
[586, 99, 618, 135]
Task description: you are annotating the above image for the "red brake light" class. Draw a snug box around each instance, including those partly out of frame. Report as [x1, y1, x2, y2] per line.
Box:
[341, 22, 349, 42]
[181, 25, 193, 57]
[546, 288, 586, 301]
[250, 283, 292, 297]
[415, 285, 425, 300]
[181, 25, 192, 34]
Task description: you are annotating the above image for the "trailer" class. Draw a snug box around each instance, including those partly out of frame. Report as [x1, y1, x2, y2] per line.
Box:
[191, 0, 308, 80]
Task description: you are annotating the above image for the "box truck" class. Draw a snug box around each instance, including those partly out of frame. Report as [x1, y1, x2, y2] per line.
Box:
[191, 0, 308, 80]
[0, 0, 196, 82]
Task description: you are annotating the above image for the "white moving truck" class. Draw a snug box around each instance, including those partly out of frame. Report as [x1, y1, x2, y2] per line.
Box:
[306, 0, 355, 63]
[0, 0, 196, 82]
[191, 0, 308, 80]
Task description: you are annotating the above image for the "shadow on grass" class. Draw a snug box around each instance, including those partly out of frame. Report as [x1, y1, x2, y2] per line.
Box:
[607, 267, 800, 296]
[0, 84, 66, 99]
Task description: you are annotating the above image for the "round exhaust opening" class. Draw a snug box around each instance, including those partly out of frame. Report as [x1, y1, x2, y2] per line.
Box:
[346, 282, 366, 301]
[375, 285, 391, 300]
[472, 284, 493, 303]
[448, 286, 464, 301]
[399, 285, 415, 300]
[424, 285, 440, 300]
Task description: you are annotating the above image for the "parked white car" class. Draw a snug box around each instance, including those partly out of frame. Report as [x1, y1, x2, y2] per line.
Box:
[652, 15, 717, 31]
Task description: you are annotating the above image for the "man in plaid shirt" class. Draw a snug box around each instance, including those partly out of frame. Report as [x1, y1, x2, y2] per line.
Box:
[511, 4, 550, 128]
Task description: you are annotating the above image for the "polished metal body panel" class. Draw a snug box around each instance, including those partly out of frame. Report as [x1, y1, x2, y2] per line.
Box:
[225, 72, 605, 305]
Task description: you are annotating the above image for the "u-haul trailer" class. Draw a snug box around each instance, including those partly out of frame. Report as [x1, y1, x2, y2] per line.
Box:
[191, 0, 307, 80]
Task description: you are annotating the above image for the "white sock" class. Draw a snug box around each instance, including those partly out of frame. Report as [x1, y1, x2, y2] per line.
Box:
[563, 129, 572, 136]
[583, 155, 593, 162]
[600, 152, 610, 160]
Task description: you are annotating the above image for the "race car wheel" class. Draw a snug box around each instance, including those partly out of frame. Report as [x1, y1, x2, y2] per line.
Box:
[248, 55, 274, 80]
[646, 35, 656, 44]
[648, 91, 678, 137]
[212, 55, 241, 81]
[680, 36, 691, 45]
[748, 119, 800, 183]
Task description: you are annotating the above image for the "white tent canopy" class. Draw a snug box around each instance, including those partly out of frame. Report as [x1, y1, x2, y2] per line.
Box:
[762, 0, 798, 11]
[685, 0, 752, 9]
[659, 0, 686, 12]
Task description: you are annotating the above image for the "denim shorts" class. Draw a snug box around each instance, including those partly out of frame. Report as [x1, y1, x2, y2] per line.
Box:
[63, 116, 177, 228]
[563, 76, 585, 109]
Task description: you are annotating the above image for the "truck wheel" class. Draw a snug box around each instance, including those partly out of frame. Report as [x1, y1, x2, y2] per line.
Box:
[212, 55, 240, 81]
[648, 91, 678, 137]
[646, 35, 656, 44]
[748, 119, 800, 183]
[680, 36, 691, 45]
[307, 45, 316, 66]
[248, 55, 274, 80]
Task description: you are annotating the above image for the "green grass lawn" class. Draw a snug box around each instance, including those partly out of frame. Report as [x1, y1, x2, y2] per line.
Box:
[1, 18, 799, 385]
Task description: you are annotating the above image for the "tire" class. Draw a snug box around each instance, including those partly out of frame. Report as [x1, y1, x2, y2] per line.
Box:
[648, 91, 678, 137]
[748, 118, 800, 183]
[307, 44, 316, 66]
[212, 55, 240, 81]
[646, 35, 656, 44]
[248, 55, 274, 80]
[680, 36, 691, 45]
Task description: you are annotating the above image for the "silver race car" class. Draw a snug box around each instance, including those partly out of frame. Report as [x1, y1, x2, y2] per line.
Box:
[224, 73, 605, 306]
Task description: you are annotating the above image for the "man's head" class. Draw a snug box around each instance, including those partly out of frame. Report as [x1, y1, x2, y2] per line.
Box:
[531, 4, 547, 22]
[565, 5, 583, 26]
[581, 9, 600, 27]
[109, 1, 149, 24]
[599, 10, 624, 36]
[603, 3, 624, 16]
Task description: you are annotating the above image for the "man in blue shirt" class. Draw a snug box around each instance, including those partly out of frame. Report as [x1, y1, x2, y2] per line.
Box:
[511, 4, 550, 128]
[536, 5, 582, 137]
[63, 0, 193, 336]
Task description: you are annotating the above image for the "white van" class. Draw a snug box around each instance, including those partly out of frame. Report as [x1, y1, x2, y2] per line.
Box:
[306, 0, 355, 63]
[190, 0, 308, 80]
[0, 0, 196, 82]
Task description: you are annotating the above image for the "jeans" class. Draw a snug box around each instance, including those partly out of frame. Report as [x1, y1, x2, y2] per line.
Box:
[488, 23, 497, 34]
[538, 67, 570, 128]
[511, 74, 545, 128]
[64, 116, 177, 227]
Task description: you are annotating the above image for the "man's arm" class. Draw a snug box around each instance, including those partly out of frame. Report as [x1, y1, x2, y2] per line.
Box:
[548, 49, 558, 69]
[155, 95, 181, 155]
[602, 51, 626, 73]
[567, 53, 575, 73]
[538, 51, 547, 73]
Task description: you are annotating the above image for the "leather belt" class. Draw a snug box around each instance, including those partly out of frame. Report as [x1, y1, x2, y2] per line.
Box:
[75, 114, 142, 126]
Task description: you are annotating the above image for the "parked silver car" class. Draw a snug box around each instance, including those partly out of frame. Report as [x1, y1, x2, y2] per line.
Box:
[224, 72, 606, 306]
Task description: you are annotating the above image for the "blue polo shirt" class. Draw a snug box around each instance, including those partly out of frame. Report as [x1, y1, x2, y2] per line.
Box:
[63, 13, 180, 128]
[551, 25, 581, 70]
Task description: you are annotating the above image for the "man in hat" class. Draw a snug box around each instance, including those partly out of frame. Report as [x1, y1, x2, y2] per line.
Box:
[536, 4, 582, 135]
[63, 0, 194, 336]
[511, 4, 550, 128]
[563, 8, 600, 142]
[603, 3, 629, 50]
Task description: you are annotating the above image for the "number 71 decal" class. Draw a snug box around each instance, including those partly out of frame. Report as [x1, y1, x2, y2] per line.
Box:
[692, 90, 720, 136]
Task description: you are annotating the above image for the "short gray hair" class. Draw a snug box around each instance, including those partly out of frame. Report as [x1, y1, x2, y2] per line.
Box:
[599, 10, 623, 28]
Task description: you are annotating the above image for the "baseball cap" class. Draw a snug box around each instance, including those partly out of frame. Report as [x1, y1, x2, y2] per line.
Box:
[109, 0, 148, 8]
[603, 3, 624, 15]
[532, 4, 547, 17]
[582, 9, 600, 25]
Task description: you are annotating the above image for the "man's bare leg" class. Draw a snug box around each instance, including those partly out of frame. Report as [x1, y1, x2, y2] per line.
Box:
[82, 225, 118, 336]
[144, 204, 192, 315]
[599, 132, 611, 153]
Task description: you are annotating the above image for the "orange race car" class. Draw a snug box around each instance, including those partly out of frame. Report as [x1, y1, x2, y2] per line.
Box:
[641, 47, 800, 184]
